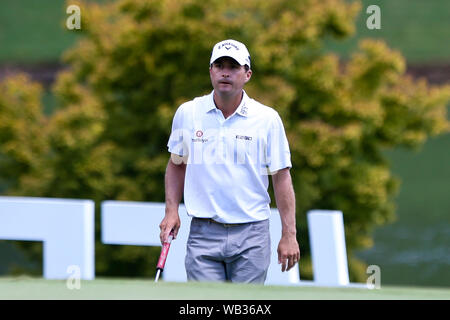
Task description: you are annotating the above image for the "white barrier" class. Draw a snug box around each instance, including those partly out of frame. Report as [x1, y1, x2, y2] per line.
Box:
[101, 201, 300, 285]
[0, 196, 95, 280]
[307, 210, 349, 286]
[101, 201, 190, 282]
[0, 196, 354, 287]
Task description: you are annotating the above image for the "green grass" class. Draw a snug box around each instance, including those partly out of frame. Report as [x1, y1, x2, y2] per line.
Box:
[0, 277, 449, 300]
[325, 0, 450, 63]
[0, 0, 449, 63]
[387, 132, 450, 224]
[0, 0, 83, 63]
[355, 132, 450, 288]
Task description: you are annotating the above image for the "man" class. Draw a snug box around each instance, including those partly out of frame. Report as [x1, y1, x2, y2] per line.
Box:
[159, 39, 299, 284]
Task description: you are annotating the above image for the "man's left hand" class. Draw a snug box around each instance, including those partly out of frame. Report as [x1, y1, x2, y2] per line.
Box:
[277, 234, 300, 272]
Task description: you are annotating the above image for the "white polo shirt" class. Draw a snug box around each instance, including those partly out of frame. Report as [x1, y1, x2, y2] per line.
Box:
[167, 90, 292, 223]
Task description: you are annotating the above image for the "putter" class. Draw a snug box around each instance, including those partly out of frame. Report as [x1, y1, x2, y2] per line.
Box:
[155, 230, 174, 282]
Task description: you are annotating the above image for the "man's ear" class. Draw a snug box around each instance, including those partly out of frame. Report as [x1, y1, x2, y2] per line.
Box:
[245, 69, 252, 83]
[209, 65, 214, 79]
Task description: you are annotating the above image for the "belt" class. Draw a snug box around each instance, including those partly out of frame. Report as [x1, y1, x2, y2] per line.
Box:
[195, 218, 246, 228]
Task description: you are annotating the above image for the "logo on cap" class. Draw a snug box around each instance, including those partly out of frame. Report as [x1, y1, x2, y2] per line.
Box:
[218, 42, 239, 51]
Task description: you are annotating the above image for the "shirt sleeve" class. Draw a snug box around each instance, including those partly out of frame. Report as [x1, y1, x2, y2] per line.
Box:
[167, 104, 189, 157]
[266, 112, 292, 174]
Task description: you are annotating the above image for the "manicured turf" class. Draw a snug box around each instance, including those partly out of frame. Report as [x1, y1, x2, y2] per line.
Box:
[355, 132, 450, 287]
[325, 0, 450, 63]
[0, 0, 81, 63]
[0, 277, 449, 300]
[0, 0, 449, 63]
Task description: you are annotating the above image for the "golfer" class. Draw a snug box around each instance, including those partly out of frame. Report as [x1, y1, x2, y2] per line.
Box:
[159, 39, 300, 284]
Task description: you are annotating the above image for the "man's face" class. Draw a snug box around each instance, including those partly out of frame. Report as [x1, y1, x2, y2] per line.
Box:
[209, 57, 252, 97]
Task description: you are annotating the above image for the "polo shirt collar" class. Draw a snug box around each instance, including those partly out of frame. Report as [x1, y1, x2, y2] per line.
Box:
[207, 90, 250, 117]
[236, 91, 250, 117]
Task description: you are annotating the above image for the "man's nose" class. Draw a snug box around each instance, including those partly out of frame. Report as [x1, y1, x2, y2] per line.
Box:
[221, 66, 233, 77]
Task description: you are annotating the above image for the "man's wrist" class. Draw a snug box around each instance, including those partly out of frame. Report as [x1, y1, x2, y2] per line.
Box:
[281, 229, 297, 238]
[165, 206, 179, 216]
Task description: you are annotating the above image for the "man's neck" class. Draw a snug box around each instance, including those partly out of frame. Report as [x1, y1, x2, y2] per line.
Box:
[213, 90, 243, 119]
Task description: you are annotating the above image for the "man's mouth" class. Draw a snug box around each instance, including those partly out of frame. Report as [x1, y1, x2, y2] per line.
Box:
[219, 80, 232, 85]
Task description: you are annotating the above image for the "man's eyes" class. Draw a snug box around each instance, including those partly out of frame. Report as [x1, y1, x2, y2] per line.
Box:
[214, 63, 240, 69]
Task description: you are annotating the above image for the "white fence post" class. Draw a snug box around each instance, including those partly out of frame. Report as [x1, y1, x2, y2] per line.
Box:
[307, 210, 349, 286]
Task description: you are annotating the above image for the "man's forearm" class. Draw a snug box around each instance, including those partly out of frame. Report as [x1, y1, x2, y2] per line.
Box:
[160, 156, 185, 242]
[272, 168, 300, 272]
[272, 168, 296, 236]
[165, 157, 186, 213]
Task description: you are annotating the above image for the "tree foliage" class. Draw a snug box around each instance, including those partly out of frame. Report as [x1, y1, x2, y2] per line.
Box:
[1, 0, 449, 281]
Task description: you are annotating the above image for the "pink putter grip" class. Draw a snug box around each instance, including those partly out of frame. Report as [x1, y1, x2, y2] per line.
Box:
[156, 232, 173, 270]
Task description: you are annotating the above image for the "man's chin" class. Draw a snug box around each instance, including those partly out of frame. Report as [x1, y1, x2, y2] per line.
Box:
[215, 87, 236, 96]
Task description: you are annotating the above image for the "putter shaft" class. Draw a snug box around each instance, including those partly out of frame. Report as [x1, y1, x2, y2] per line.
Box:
[155, 269, 161, 282]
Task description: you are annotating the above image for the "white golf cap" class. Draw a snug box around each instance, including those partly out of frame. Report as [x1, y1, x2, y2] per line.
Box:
[210, 39, 251, 68]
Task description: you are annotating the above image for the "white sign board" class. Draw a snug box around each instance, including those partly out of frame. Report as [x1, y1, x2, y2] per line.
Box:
[0, 196, 95, 280]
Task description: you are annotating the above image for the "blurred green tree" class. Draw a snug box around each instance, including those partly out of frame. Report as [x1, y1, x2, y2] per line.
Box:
[1, 0, 449, 281]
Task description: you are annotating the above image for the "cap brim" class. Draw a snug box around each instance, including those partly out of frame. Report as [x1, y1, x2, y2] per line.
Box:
[210, 55, 246, 65]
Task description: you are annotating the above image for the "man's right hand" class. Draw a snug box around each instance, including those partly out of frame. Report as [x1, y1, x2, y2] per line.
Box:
[159, 211, 181, 244]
